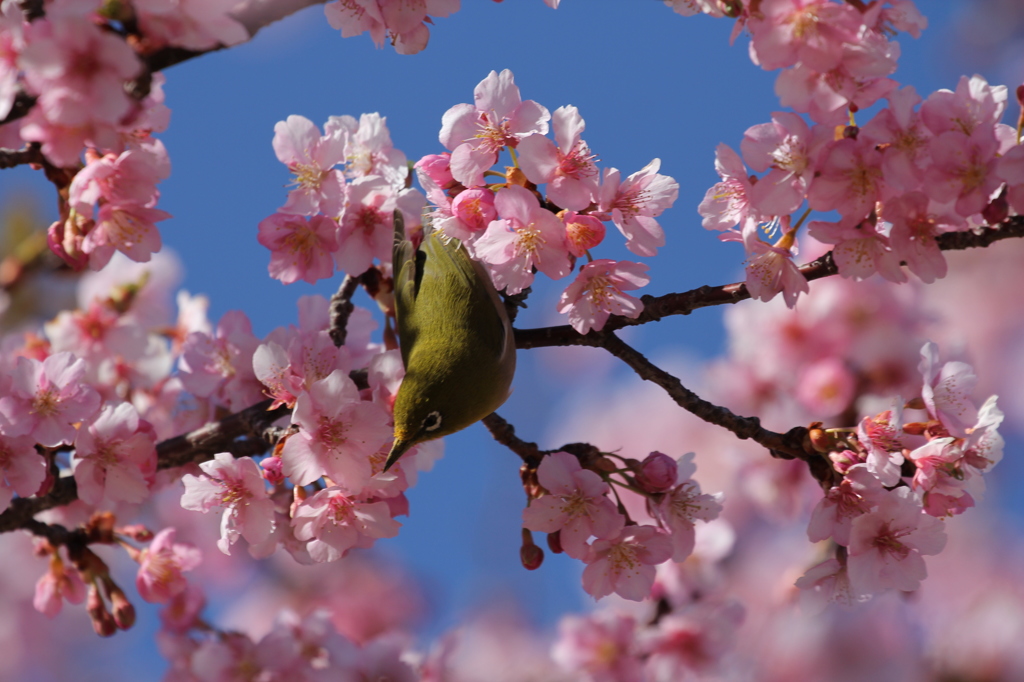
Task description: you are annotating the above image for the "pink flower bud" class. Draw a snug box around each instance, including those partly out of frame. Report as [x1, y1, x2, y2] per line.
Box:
[261, 455, 285, 486]
[829, 449, 866, 475]
[415, 153, 454, 188]
[109, 587, 136, 630]
[547, 530, 563, 554]
[117, 524, 154, 542]
[636, 452, 677, 493]
[451, 188, 497, 231]
[562, 211, 606, 257]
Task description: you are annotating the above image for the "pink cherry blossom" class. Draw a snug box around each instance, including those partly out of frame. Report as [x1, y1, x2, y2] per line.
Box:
[557, 259, 649, 335]
[795, 357, 856, 417]
[81, 201, 170, 270]
[414, 152, 454, 192]
[0, 433, 47, 512]
[598, 159, 678, 257]
[439, 69, 550, 187]
[882, 191, 963, 283]
[794, 557, 860, 612]
[846, 487, 946, 596]
[919, 341, 978, 437]
[551, 612, 643, 682]
[472, 185, 572, 294]
[807, 215, 906, 283]
[581, 525, 673, 601]
[69, 143, 171, 217]
[72, 401, 157, 508]
[330, 112, 409, 188]
[962, 395, 1004, 473]
[272, 115, 347, 217]
[280, 369, 393, 491]
[748, 0, 863, 73]
[652, 453, 723, 561]
[160, 583, 206, 634]
[641, 602, 744, 680]
[521, 451, 624, 560]
[562, 211, 606, 257]
[733, 223, 808, 308]
[45, 300, 148, 366]
[257, 213, 339, 285]
[335, 176, 399, 276]
[870, 0, 928, 38]
[180, 453, 276, 555]
[905, 437, 971, 504]
[774, 26, 900, 123]
[136, 528, 202, 603]
[664, 0, 725, 17]
[450, 188, 497, 234]
[807, 465, 884, 546]
[325, 0, 458, 55]
[860, 86, 932, 192]
[997, 143, 1024, 215]
[177, 310, 265, 411]
[33, 554, 86, 617]
[0, 4, 22, 121]
[923, 128, 1002, 218]
[19, 13, 141, 128]
[291, 487, 401, 562]
[134, 0, 248, 50]
[741, 111, 819, 215]
[920, 75, 1007, 138]
[857, 400, 906, 486]
[255, 610, 360, 679]
[518, 105, 600, 211]
[699, 143, 761, 233]
[0, 352, 101, 447]
[807, 136, 884, 221]
[253, 330, 350, 409]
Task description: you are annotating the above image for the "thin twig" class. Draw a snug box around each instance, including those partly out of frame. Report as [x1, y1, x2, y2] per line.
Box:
[482, 413, 543, 468]
[329, 274, 361, 348]
[0, 399, 290, 534]
[598, 332, 814, 463]
[0, 143, 45, 169]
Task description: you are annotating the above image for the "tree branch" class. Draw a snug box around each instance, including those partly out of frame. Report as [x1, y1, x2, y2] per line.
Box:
[515, 216, 1024, 350]
[482, 412, 543, 468]
[329, 273, 361, 347]
[598, 332, 813, 458]
[0, 143, 45, 169]
[0, 399, 290, 534]
[0, 0, 330, 127]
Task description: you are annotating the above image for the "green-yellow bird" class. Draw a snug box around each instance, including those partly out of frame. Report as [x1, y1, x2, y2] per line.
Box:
[383, 212, 516, 471]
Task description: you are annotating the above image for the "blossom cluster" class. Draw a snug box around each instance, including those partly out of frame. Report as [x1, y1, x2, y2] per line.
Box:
[688, 1, 1024, 308]
[262, 69, 678, 334]
[522, 450, 723, 602]
[0, 0, 247, 269]
[427, 69, 678, 335]
[798, 341, 1003, 605]
[322, 0, 562, 54]
[0, 249, 422, 629]
[176, 290, 430, 564]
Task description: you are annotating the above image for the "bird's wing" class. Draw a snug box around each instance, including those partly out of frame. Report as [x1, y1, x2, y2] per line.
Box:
[393, 211, 422, 368]
[419, 231, 511, 362]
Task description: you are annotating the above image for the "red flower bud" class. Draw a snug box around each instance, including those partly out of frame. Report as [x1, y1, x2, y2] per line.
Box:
[636, 452, 678, 493]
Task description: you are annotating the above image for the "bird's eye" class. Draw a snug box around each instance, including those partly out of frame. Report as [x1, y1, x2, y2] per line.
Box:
[422, 411, 442, 432]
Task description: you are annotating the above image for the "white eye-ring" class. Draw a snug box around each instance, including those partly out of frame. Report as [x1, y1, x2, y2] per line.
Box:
[422, 411, 442, 432]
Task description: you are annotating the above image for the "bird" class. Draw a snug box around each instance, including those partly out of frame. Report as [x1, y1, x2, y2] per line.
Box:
[383, 211, 516, 471]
